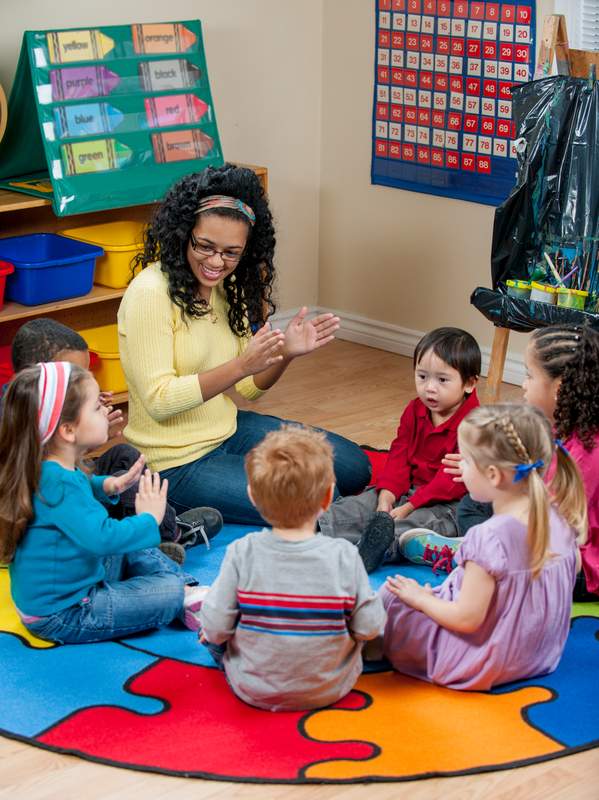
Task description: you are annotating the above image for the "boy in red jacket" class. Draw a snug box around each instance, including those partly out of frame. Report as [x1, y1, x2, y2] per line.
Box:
[318, 327, 480, 572]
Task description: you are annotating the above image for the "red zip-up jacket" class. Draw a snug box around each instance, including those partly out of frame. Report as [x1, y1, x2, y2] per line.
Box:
[375, 390, 479, 509]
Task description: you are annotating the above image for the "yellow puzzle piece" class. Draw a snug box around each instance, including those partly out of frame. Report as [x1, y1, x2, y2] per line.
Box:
[0, 569, 54, 649]
[305, 671, 561, 780]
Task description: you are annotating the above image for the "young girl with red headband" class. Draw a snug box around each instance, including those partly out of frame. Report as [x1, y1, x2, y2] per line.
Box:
[0, 362, 206, 644]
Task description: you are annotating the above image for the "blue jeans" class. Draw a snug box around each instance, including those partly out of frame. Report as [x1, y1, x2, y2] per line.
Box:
[456, 493, 493, 535]
[24, 548, 188, 644]
[162, 410, 371, 525]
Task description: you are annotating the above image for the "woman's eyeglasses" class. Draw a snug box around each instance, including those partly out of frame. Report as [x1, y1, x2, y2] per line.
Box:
[189, 231, 243, 264]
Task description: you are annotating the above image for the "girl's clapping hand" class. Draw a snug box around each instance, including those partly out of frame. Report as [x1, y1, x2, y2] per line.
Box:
[103, 454, 145, 496]
[134, 469, 168, 526]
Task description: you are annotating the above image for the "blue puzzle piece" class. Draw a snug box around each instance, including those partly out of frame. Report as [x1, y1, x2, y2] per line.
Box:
[120, 525, 251, 665]
[370, 561, 446, 592]
[0, 633, 163, 737]
[121, 524, 445, 665]
[493, 616, 599, 748]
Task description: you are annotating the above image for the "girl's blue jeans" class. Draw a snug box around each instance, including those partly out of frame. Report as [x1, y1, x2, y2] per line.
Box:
[162, 410, 371, 525]
[24, 548, 190, 645]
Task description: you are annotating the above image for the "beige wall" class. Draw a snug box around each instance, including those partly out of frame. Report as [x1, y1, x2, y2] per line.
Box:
[0, 0, 324, 312]
[319, 0, 554, 358]
[1, 0, 559, 356]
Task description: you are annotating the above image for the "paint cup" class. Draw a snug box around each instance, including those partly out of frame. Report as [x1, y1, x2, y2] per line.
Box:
[556, 288, 588, 310]
[530, 282, 557, 304]
[506, 279, 532, 299]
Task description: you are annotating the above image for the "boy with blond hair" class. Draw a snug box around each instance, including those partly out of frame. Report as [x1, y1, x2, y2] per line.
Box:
[199, 424, 385, 711]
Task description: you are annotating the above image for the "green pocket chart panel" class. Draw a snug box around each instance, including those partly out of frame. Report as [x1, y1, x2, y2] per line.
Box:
[0, 21, 224, 216]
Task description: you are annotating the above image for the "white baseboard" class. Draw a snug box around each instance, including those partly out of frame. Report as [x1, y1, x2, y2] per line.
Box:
[272, 305, 525, 387]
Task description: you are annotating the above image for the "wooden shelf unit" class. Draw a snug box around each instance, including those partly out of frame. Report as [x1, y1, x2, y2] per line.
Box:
[0, 164, 268, 404]
[0, 285, 126, 324]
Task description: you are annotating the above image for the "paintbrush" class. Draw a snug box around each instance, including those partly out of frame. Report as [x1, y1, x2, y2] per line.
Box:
[544, 251, 564, 286]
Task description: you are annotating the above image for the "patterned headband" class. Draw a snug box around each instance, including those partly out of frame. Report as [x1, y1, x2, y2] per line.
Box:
[38, 361, 72, 445]
[195, 194, 256, 225]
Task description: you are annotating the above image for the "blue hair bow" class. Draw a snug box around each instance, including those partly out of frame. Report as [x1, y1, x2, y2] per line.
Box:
[555, 439, 570, 456]
[513, 460, 544, 483]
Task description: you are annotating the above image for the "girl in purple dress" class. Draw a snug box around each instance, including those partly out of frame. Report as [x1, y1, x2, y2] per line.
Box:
[381, 403, 587, 691]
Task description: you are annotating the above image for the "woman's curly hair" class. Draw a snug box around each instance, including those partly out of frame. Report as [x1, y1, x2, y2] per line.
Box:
[530, 324, 599, 451]
[133, 164, 276, 334]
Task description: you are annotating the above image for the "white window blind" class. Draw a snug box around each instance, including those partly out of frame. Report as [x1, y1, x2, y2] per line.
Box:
[554, 0, 599, 51]
[580, 0, 599, 50]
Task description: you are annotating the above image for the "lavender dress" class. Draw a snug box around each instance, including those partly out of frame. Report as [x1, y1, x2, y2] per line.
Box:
[382, 510, 577, 690]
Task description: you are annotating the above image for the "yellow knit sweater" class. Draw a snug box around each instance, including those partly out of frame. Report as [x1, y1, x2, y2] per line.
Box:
[117, 262, 264, 471]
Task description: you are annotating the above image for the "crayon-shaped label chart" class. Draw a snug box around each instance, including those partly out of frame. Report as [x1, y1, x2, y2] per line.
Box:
[138, 59, 201, 92]
[144, 94, 208, 128]
[50, 66, 120, 101]
[47, 30, 115, 63]
[132, 23, 197, 54]
[54, 103, 124, 137]
[152, 129, 214, 163]
[61, 138, 132, 175]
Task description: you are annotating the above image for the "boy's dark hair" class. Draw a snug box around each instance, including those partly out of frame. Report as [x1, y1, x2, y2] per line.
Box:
[531, 324, 599, 451]
[414, 327, 481, 384]
[11, 319, 88, 372]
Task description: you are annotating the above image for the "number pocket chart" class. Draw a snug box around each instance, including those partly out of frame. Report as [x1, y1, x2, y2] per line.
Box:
[371, 1, 536, 206]
[0, 21, 224, 216]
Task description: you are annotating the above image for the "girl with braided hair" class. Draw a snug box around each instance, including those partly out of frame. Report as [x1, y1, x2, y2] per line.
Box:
[381, 404, 586, 690]
[118, 164, 370, 525]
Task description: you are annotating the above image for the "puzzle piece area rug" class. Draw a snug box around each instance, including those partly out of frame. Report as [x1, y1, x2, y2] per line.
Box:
[1, 524, 598, 784]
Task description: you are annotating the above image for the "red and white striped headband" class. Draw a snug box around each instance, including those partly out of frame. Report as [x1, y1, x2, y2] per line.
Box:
[195, 194, 255, 225]
[37, 362, 72, 445]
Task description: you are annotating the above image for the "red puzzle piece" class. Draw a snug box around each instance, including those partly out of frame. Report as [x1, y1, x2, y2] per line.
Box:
[39, 659, 375, 780]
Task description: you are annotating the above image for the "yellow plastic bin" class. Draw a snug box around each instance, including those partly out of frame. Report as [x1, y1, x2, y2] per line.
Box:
[61, 221, 144, 289]
[506, 279, 532, 299]
[556, 287, 588, 310]
[79, 323, 127, 394]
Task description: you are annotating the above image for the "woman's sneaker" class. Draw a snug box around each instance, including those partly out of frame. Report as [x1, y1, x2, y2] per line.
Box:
[398, 528, 463, 574]
[176, 507, 224, 549]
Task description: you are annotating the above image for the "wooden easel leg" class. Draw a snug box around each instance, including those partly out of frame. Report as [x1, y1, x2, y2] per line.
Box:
[483, 327, 510, 403]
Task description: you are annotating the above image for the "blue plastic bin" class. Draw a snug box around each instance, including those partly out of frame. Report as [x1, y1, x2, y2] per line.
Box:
[0, 233, 103, 306]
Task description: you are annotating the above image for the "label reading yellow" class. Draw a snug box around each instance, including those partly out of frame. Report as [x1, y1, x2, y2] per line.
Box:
[47, 30, 115, 63]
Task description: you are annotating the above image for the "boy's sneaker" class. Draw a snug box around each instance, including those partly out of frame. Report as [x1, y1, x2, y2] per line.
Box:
[398, 528, 463, 574]
[159, 541, 186, 565]
[357, 512, 395, 574]
[176, 507, 224, 549]
[182, 585, 211, 631]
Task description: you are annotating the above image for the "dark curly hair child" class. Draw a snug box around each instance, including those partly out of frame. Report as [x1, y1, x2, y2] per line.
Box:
[528, 324, 599, 451]
[523, 324, 599, 600]
[133, 163, 276, 333]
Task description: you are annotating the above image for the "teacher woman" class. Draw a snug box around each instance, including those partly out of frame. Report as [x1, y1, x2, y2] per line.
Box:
[118, 164, 370, 524]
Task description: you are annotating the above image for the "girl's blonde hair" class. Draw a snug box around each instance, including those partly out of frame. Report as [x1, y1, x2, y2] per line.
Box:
[0, 364, 91, 563]
[459, 403, 587, 578]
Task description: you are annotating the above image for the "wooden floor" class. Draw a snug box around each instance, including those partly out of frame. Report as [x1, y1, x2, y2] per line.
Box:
[1, 340, 596, 800]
